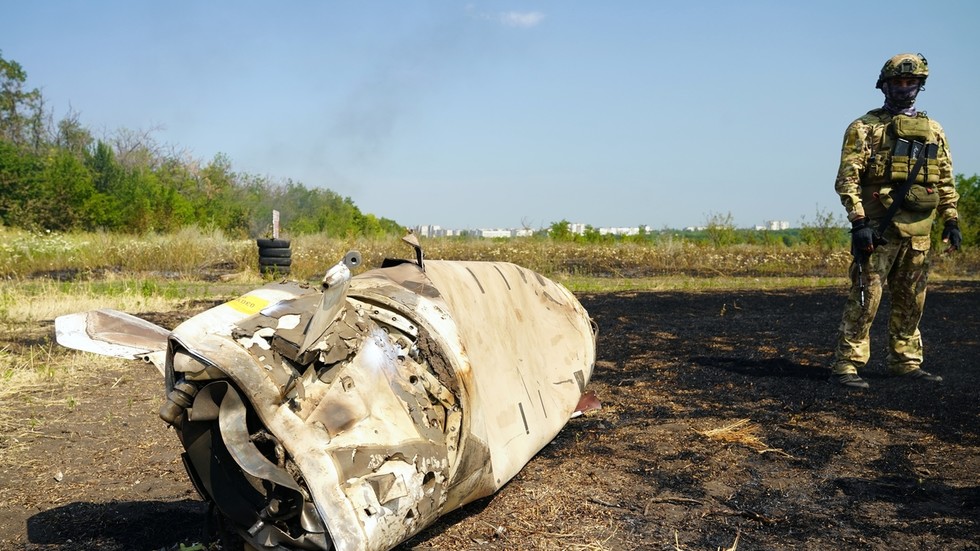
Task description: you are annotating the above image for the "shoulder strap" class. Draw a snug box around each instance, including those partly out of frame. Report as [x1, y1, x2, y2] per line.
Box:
[865, 108, 891, 122]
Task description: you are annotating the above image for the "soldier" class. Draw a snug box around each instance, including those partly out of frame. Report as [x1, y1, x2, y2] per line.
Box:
[830, 53, 961, 389]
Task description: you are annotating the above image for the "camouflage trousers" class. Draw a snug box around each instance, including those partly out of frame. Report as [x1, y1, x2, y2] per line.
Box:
[831, 233, 931, 376]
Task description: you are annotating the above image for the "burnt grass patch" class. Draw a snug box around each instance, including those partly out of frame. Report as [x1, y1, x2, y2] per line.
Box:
[1, 282, 978, 550]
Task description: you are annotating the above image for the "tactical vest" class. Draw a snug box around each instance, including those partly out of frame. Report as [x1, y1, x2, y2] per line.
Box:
[863, 111, 940, 186]
[860, 110, 941, 236]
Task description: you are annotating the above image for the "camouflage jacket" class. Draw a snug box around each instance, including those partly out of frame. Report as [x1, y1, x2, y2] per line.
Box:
[834, 108, 958, 225]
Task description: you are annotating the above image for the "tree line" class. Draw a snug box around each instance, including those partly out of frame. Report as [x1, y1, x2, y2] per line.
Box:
[0, 50, 402, 238]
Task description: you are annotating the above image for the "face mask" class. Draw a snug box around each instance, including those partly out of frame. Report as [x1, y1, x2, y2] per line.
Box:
[882, 81, 920, 114]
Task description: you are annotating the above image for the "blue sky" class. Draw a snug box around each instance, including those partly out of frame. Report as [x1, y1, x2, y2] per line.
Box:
[5, 1, 979, 230]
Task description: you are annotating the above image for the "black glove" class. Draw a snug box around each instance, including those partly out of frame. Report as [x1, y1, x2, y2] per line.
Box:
[942, 218, 962, 251]
[850, 218, 875, 257]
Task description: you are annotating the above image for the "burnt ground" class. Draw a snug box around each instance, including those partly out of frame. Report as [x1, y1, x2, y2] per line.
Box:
[1, 282, 978, 550]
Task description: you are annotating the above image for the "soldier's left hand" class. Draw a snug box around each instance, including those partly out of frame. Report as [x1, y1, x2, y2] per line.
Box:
[942, 218, 962, 253]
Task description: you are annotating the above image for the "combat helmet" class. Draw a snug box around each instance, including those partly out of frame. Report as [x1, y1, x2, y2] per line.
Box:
[876, 53, 928, 89]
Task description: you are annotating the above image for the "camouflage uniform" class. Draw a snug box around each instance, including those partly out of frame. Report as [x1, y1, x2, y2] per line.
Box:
[831, 54, 959, 378]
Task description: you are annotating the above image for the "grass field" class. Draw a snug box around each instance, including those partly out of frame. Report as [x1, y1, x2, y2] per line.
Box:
[1, 225, 975, 446]
[1, 227, 977, 549]
[3, 226, 977, 283]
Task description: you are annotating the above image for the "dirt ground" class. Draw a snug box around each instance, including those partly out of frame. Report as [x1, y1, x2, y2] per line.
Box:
[1, 281, 978, 550]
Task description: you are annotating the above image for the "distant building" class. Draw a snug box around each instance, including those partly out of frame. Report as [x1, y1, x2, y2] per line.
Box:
[416, 225, 442, 238]
[599, 225, 651, 236]
[415, 225, 536, 238]
[413, 222, 665, 238]
[764, 220, 790, 231]
[478, 229, 513, 238]
[414, 225, 463, 237]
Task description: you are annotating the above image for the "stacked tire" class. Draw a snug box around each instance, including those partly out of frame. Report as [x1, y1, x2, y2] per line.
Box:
[257, 238, 291, 276]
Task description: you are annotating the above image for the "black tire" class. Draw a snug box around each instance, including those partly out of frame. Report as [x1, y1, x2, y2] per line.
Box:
[257, 247, 292, 258]
[256, 238, 290, 248]
[259, 257, 292, 267]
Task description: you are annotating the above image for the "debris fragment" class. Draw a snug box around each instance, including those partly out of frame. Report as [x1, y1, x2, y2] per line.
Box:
[56, 246, 598, 551]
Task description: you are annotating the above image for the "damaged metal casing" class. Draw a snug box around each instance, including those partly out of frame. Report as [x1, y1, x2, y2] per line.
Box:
[56, 251, 597, 551]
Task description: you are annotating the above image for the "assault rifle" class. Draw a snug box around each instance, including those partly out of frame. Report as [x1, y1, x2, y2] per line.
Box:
[856, 258, 868, 308]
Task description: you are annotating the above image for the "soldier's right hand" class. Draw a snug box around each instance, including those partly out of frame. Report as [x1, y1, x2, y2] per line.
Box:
[850, 217, 875, 257]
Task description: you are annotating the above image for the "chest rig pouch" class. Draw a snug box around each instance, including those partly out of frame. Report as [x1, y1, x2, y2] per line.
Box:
[879, 141, 940, 213]
[868, 115, 941, 237]
[887, 114, 940, 186]
[873, 114, 940, 217]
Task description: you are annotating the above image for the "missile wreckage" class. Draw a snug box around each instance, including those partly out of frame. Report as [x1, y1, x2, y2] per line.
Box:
[55, 238, 599, 551]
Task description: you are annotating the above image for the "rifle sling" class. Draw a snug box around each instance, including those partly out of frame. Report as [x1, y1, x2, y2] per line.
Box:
[877, 142, 928, 231]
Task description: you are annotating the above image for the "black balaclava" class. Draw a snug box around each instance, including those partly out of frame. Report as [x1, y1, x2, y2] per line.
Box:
[881, 80, 921, 116]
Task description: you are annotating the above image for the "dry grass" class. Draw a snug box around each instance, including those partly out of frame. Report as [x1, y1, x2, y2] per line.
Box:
[697, 419, 792, 458]
[673, 531, 740, 551]
[559, 275, 846, 293]
[0, 280, 195, 323]
[0, 278, 230, 464]
[0, 226, 255, 277]
[0, 342, 124, 462]
[2, 227, 978, 286]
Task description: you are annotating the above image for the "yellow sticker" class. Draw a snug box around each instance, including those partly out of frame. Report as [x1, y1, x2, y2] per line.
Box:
[225, 294, 270, 315]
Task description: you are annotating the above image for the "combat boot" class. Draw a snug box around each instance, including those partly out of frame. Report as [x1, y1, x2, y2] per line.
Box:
[835, 374, 869, 389]
[899, 369, 943, 382]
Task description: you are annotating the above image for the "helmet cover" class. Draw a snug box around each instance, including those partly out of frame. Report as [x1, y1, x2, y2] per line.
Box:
[876, 53, 929, 89]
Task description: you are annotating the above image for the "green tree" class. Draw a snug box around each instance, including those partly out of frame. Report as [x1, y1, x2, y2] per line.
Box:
[548, 219, 574, 241]
[36, 149, 97, 230]
[0, 146, 94, 230]
[624, 225, 652, 244]
[704, 211, 737, 247]
[56, 111, 94, 158]
[153, 158, 197, 231]
[799, 207, 847, 253]
[115, 168, 157, 232]
[83, 141, 126, 229]
[0, 50, 43, 148]
[195, 154, 244, 230]
[0, 139, 42, 226]
[0, 51, 402, 236]
[951, 173, 979, 247]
